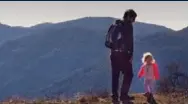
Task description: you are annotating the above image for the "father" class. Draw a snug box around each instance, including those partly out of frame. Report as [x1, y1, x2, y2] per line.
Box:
[106, 9, 137, 104]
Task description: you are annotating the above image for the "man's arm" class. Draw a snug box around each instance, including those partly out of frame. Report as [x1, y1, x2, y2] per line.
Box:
[124, 24, 134, 59]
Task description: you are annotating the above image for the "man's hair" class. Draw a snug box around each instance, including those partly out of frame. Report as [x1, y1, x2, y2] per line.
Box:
[123, 9, 137, 20]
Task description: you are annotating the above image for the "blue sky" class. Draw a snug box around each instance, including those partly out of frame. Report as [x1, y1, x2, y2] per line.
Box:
[0, 1, 188, 30]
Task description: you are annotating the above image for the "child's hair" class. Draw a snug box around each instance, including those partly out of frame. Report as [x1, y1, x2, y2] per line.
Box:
[142, 52, 155, 64]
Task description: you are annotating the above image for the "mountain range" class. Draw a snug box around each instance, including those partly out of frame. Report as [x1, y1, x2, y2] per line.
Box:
[0, 17, 187, 99]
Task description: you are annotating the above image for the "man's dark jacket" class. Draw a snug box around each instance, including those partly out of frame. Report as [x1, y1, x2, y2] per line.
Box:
[112, 20, 134, 59]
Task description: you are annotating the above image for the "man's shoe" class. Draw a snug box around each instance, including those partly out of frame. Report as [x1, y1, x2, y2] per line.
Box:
[120, 95, 135, 101]
[127, 95, 135, 100]
[112, 100, 120, 104]
[121, 100, 133, 104]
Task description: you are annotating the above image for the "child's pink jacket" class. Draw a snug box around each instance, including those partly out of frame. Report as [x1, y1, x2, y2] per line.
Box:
[138, 63, 160, 80]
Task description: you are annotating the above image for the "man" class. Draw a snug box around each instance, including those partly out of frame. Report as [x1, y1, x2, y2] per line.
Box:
[110, 9, 137, 104]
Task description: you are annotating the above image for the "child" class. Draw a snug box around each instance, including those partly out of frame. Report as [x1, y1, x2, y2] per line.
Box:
[138, 52, 160, 96]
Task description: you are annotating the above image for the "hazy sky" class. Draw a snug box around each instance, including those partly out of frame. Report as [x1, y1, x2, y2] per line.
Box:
[0, 1, 188, 30]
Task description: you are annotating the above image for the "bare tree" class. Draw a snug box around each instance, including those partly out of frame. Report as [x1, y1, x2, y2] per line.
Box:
[157, 62, 188, 94]
[156, 63, 188, 103]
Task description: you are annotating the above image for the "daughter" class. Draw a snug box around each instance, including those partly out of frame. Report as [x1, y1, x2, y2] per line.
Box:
[138, 52, 160, 96]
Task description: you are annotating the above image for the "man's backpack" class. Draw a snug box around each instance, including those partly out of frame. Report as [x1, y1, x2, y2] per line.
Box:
[105, 21, 122, 50]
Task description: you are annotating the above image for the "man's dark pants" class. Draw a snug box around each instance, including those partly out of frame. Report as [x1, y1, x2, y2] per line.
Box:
[110, 51, 133, 101]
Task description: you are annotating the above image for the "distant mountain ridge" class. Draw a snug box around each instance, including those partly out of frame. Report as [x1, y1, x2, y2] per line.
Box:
[31, 17, 175, 37]
[0, 17, 174, 44]
[0, 23, 30, 43]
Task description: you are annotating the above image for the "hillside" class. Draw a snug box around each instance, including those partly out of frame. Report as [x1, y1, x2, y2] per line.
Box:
[1, 93, 188, 104]
[0, 17, 185, 99]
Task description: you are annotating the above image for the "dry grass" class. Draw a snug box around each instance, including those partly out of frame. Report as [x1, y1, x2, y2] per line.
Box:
[1, 93, 188, 104]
